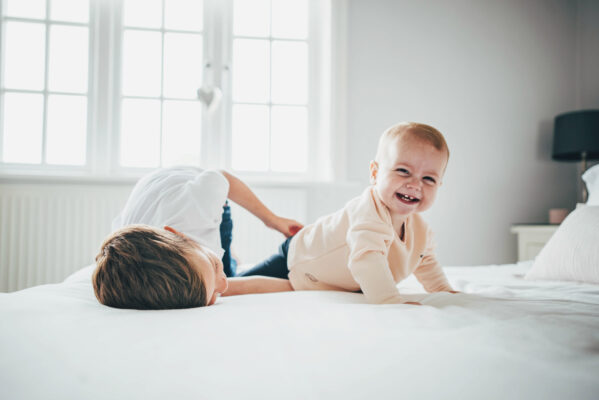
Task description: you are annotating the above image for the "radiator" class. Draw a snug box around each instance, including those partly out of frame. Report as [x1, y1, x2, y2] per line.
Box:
[0, 183, 308, 292]
[0, 183, 131, 292]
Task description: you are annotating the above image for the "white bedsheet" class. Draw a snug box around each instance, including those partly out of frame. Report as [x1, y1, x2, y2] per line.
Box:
[1, 262, 598, 400]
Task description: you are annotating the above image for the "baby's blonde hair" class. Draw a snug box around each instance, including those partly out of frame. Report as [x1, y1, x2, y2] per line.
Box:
[375, 122, 449, 164]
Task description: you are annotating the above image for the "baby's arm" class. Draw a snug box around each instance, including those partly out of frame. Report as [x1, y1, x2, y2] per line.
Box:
[220, 170, 303, 237]
[413, 231, 455, 293]
[413, 255, 455, 293]
[222, 276, 294, 297]
[348, 223, 410, 304]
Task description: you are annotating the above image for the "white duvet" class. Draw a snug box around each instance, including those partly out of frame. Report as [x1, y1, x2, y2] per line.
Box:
[1, 262, 598, 400]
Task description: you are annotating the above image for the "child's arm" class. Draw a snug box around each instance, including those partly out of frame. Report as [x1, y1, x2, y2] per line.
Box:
[222, 276, 294, 296]
[348, 223, 410, 304]
[413, 231, 455, 293]
[219, 170, 303, 237]
[413, 260, 456, 293]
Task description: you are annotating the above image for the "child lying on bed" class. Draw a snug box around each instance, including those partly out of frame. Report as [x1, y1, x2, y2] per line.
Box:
[237, 122, 457, 305]
[93, 167, 303, 309]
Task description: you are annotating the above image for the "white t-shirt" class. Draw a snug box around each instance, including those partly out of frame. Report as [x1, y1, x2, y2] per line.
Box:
[112, 167, 230, 258]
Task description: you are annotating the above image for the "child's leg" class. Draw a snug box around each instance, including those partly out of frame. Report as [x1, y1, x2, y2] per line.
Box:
[237, 237, 292, 279]
[219, 201, 237, 277]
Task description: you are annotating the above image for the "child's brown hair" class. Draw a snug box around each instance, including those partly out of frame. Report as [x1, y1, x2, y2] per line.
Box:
[93, 225, 208, 309]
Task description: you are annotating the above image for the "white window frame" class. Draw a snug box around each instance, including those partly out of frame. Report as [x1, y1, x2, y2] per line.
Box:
[0, 0, 97, 177]
[0, 0, 347, 183]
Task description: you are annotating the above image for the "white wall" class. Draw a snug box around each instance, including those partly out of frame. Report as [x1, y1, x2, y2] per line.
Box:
[578, 0, 599, 108]
[343, 0, 598, 265]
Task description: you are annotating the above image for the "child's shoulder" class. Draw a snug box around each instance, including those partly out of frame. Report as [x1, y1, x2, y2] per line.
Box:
[406, 213, 433, 239]
[345, 187, 392, 225]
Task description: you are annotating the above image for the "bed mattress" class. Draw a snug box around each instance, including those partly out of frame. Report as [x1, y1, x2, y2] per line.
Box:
[1, 262, 598, 400]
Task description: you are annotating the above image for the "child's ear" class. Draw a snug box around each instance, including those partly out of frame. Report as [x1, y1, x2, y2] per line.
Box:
[369, 160, 378, 184]
[164, 226, 184, 237]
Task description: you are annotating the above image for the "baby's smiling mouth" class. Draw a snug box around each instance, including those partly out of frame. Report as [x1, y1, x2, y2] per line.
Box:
[396, 192, 420, 203]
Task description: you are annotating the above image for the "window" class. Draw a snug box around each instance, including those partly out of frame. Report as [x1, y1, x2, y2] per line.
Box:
[1, 0, 90, 167]
[119, 0, 204, 168]
[231, 0, 309, 173]
[0, 0, 336, 179]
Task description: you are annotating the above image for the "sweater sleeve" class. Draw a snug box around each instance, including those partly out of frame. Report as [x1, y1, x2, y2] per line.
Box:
[347, 220, 407, 304]
[412, 229, 453, 292]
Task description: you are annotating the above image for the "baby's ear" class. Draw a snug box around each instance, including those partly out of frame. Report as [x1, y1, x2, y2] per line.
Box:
[369, 160, 378, 184]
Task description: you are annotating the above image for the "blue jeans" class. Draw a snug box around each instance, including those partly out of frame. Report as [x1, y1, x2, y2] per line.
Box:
[219, 202, 237, 277]
[237, 236, 293, 279]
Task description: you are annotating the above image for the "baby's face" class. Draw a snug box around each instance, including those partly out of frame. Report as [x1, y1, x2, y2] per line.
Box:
[371, 133, 447, 219]
[189, 245, 229, 306]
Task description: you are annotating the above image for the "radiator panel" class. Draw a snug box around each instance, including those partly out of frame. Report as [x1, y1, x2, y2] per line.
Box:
[0, 184, 130, 292]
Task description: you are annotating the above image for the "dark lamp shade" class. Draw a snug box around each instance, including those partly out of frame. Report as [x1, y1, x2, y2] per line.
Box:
[552, 110, 599, 161]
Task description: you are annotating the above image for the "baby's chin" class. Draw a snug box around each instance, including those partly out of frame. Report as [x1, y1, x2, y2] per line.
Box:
[387, 202, 433, 218]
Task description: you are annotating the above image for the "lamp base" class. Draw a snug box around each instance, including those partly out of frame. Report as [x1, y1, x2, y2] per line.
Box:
[580, 153, 588, 204]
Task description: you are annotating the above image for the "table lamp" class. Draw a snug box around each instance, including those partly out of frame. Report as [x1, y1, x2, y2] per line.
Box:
[552, 109, 599, 203]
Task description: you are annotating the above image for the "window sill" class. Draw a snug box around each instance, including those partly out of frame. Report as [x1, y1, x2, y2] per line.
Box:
[0, 172, 139, 186]
[0, 171, 361, 189]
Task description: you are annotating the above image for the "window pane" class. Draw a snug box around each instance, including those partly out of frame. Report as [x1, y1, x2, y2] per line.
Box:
[165, 0, 203, 31]
[48, 25, 89, 93]
[50, 0, 89, 23]
[120, 99, 161, 168]
[271, 41, 308, 104]
[123, 0, 162, 28]
[272, 0, 308, 39]
[163, 33, 203, 99]
[2, 93, 43, 164]
[233, 0, 270, 38]
[232, 105, 269, 171]
[122, 30, 162, 97]
[271, 106, 307, 172]
[232, 39, 269, 103]
[4, 0, 45, 19]
[46, 95, 87, 165]
[162, 100, 202, 167]
[3, 22, 46, 91]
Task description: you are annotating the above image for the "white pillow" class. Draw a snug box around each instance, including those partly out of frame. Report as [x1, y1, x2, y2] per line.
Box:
[525, 206, 599, 284]
[582, 164, 599, 205]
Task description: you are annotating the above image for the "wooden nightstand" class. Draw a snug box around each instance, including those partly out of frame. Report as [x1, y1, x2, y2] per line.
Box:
[510, 224, 559, 262]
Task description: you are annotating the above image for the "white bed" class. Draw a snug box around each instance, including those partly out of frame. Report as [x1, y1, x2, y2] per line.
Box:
[1, 261, 598, 400]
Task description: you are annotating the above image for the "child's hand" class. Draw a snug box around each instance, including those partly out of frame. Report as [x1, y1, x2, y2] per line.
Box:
[268, 216, 304, 237]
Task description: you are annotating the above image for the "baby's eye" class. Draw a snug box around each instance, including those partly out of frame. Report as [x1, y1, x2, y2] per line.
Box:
[423, 176, 436, 184]
[396, 168, 409, 175]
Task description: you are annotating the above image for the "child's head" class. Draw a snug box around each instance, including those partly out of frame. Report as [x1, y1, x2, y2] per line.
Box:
[370, 122, 449, 218]
[93, 225, 228, 309]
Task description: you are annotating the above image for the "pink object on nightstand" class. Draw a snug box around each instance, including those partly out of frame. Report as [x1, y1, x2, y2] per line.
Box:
[549, 208, 569, 224]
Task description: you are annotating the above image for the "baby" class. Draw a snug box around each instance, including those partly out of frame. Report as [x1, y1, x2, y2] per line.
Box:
[93, 167, 300, 309]
[240, 122, 456, 304]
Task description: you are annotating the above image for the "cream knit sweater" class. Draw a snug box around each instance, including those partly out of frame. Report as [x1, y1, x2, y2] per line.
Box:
[288, 186, 452, 303]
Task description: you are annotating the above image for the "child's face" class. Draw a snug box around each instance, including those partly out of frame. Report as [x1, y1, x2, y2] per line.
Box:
[370, 133, 447, 219]
[188, 245, 229, 306]
[164, 226, 228, 306]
